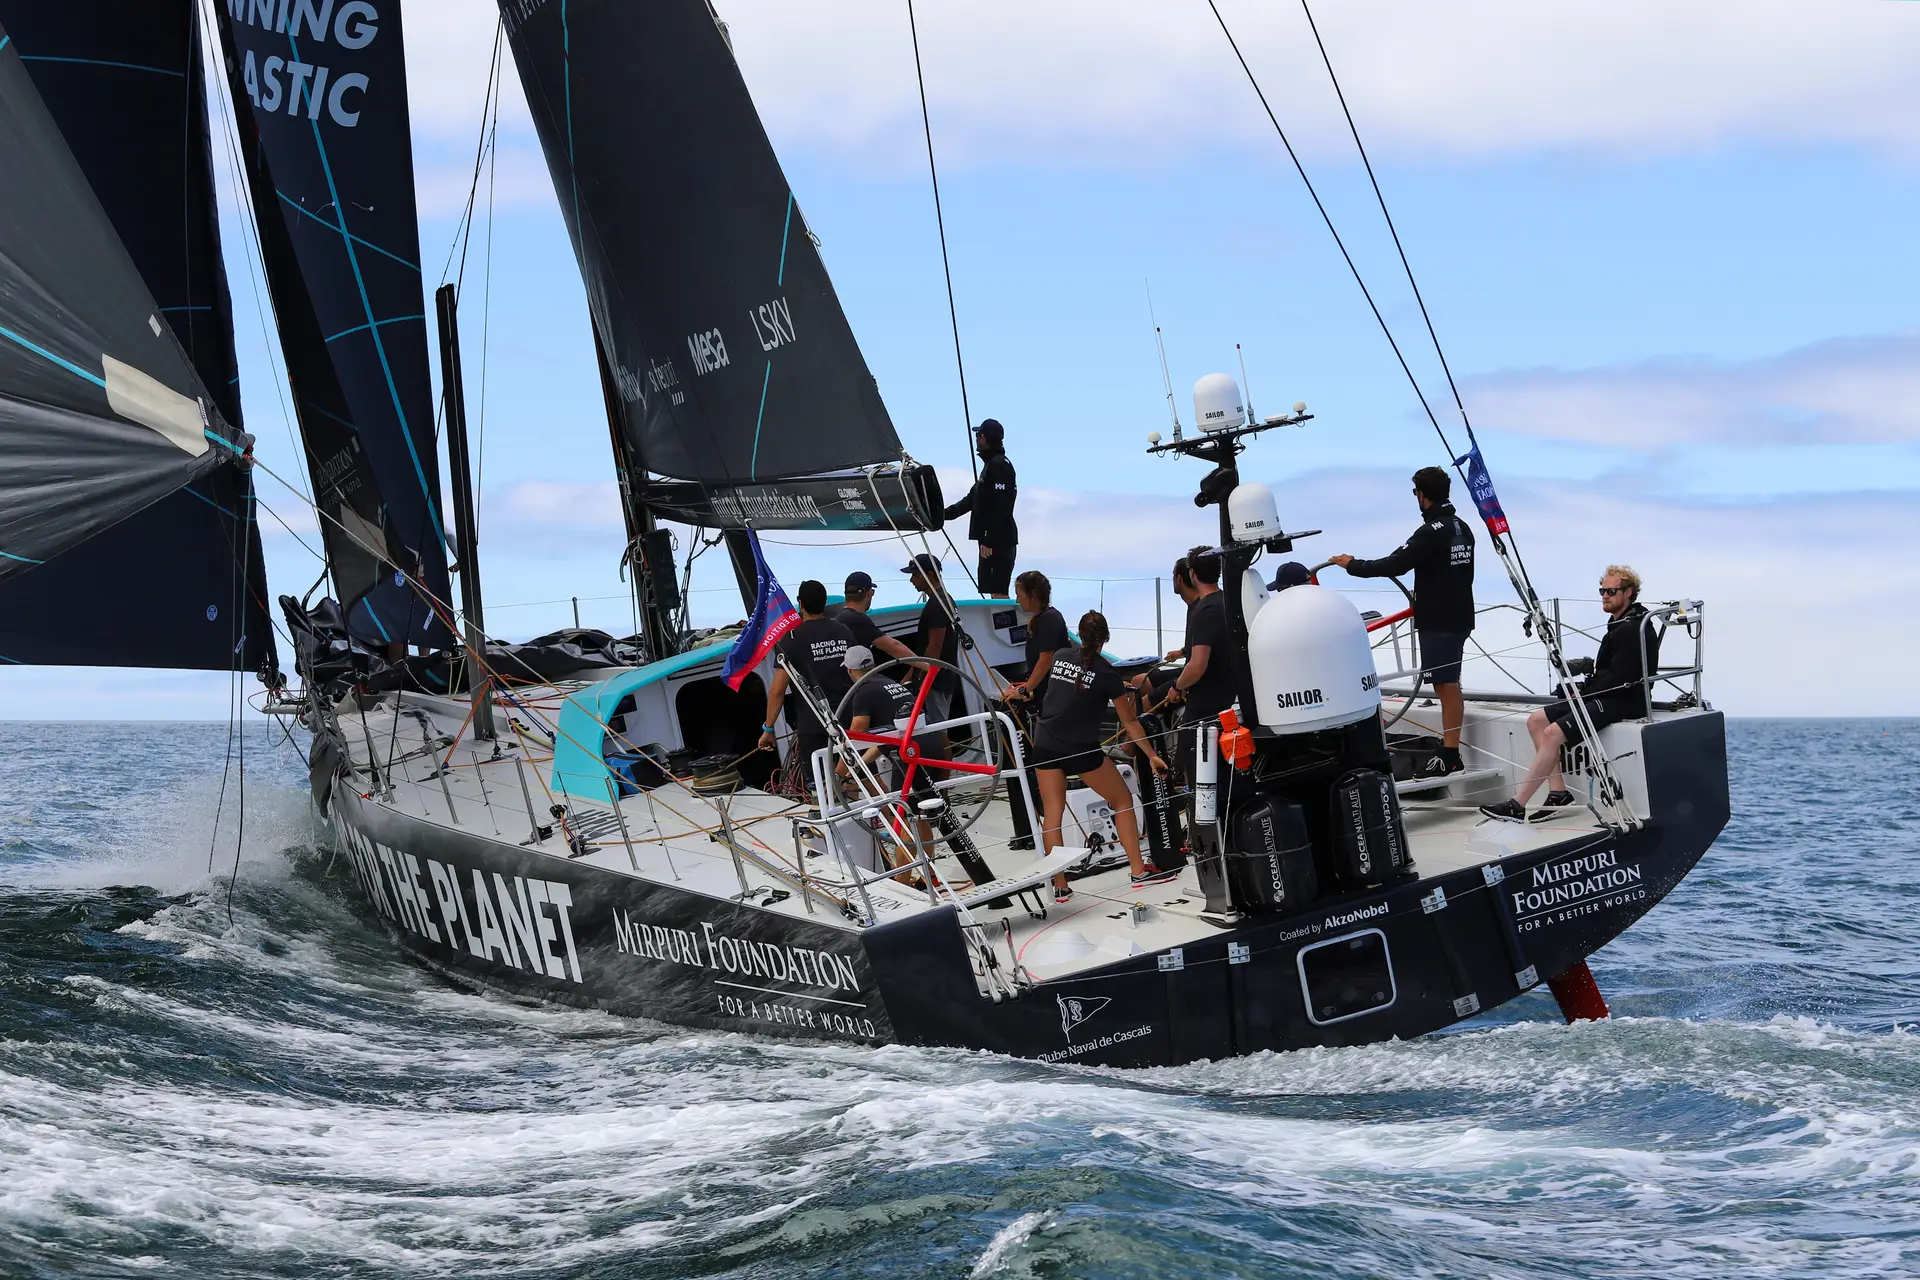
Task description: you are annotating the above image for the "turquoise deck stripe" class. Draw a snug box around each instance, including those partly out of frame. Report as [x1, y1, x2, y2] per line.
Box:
[0, 550, 45, 566]
[0, 324, 104, 388]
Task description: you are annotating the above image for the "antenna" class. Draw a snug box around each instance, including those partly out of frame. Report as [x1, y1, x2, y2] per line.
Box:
[1236, 342, 1255, 424]
[1147, 281, 1183, 440]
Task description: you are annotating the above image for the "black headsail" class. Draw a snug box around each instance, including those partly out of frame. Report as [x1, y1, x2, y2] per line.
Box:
[498, 0, 910, 495]
[0, 27, 255, 633]
[218, 0, 451, 649]
[0, 2, 276, 672]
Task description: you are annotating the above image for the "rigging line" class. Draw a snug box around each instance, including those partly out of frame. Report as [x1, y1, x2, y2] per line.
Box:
[225, 481, 257, 925]
[1199, 1, 1455, 456]
[475, 71, 502, 521]
[903, 0, 978, 483]
[443, 15, 506, 290]
[1291, 2, 1545, 587]
[199, 0, 315, 516]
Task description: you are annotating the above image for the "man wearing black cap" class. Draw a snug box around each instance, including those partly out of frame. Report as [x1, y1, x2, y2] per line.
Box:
[834, 571, 916, 665]
[1330, 466, 1476, 776]
[942, 419, 1018, 596]
[903, 552, 963, 741]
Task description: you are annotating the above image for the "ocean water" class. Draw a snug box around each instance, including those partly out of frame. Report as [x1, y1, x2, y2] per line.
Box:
[0, 718, 1915, 1279]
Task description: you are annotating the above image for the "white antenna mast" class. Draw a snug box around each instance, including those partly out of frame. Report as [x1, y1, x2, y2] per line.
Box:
[1146, 281, 1183, 440]
[1236, 342, 1255, 424]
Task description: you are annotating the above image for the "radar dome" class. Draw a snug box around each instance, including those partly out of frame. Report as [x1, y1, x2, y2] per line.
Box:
[1245, 584, 1382, 734]
[1193, 373, 1245, 434]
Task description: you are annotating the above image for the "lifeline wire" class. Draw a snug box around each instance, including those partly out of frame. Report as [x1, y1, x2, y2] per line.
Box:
[904, 0, 978, 483]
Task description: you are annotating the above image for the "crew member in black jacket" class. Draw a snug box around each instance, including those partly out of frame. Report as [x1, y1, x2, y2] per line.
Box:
[943, 419, 1017, 596]
[1331, 466, 1475, 775]
[1481, 565, 1660, 821]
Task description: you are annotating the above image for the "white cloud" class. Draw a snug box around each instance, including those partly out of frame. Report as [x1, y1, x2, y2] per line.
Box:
[1463, 330, 1920, 449]
[388, 1, 1920, 172]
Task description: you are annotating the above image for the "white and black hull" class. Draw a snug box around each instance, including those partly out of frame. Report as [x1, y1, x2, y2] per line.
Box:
[326, 711, 1726, 1067]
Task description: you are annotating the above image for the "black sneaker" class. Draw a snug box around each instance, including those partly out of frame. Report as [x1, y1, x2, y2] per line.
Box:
[1054, 884, 1073, 905]
[1441, 746, 1465, 774]
[1008, 836, 1036, 851]
[1479, 798, 1527, 823]
[1543, 790, 1576, 807]
[1130, 865, 1179, 888]
[1413, 751, 1450, 779]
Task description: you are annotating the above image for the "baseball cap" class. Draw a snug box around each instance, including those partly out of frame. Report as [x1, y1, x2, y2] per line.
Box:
[844, 570, 875, 594]
[900, 551, 942, 576]
[843, 644, 875, 671]
[1269, 561, 1311, 591]
[974, 418, 1004, 445]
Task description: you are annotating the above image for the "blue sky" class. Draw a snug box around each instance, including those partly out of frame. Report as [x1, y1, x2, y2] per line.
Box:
[3, 0, 1915, 717]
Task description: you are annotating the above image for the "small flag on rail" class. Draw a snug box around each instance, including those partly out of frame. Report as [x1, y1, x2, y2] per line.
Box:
[1454, 443, 1511, 537]
[722, 531, 800, 690]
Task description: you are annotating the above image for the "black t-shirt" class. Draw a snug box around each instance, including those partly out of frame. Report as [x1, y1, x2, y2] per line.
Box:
[778, 616, 854, 738]
[916, 596, 961, 697]
[834, 605, 883, 652]
[1033, 650, 1127, 759]
[841, 674, 938, 752]
[1181, 592, 1236, 718]
[1024, 605, 1069, 674]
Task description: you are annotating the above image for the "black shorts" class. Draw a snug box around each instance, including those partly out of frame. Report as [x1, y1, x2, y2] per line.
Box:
[1036, 744, 1108, 777]
[1545, 698, 1624, 748]
[1419, 628, 1469, 686]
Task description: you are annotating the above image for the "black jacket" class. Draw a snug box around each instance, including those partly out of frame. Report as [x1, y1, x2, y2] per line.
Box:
[944, 450, 1018, 547]
[1347, 502, 1476, 633]
[1581, 602, 1659, 718]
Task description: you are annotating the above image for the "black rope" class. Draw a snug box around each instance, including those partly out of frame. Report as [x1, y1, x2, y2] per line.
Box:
[1201, 0, 1457, 464]
[1293, 0, 1544, 589]
[441, 17, 505, 289]
[904, 0, 978, 483]
[225, 482, 257, 926]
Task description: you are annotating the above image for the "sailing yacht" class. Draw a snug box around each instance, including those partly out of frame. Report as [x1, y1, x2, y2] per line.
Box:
[0, 1, 1729, 1067]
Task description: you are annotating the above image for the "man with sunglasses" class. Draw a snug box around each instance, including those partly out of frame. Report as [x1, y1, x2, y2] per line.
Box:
[1481, 565, 1660, 821]
[1330, 466, 1475, 776]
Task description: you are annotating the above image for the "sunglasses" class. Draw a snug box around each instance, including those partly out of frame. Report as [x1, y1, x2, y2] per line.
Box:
[1598, 586, 1628, 597]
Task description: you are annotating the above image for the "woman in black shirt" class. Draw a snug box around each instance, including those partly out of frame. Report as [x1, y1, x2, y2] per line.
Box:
[1030, 611, 1172, 902]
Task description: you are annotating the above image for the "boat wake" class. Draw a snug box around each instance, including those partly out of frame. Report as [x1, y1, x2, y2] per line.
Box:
[0, 721, 1913, 1278]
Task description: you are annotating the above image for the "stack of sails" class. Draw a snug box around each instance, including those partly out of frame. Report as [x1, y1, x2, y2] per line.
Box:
[0, 13, 270, 673]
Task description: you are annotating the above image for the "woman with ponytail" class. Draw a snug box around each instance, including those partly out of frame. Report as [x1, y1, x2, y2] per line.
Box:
[1029, 610, 1172, 902]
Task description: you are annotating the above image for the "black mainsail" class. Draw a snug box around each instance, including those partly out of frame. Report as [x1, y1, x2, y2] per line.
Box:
[498, 0, 906, 491]
[0, 26, 255, 635]
[0, 2, 275, 672]
[218, 0, 450, 649]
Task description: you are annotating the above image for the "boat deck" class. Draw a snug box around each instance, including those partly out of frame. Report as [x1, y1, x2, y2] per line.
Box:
[333, 692, 1612, 992]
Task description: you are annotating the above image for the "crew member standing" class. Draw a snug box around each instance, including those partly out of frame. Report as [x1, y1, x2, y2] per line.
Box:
[756, 580, 855, 789]
[942, 419, 1018, 596]
[1330, 466, 1475, 776]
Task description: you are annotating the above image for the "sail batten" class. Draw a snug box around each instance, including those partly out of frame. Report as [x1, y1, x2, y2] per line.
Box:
[499, 0, 904, 489]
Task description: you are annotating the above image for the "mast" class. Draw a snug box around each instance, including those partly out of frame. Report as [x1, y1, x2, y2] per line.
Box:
[434, 284, 492, 739]
[594, 330, 679, 660]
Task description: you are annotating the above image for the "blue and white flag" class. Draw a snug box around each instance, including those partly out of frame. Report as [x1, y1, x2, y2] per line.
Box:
[1454, 443, 1511, 536]
[722, 532, 799, 690]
